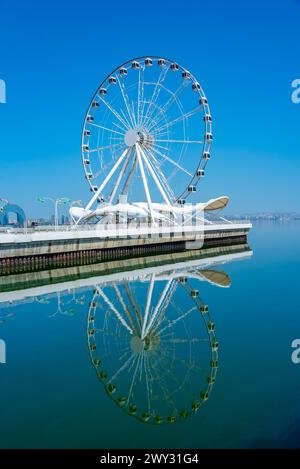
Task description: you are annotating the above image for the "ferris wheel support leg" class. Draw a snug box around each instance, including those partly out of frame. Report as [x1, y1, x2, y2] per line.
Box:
[75, 148, 129, 226]
[109, 149, 132, 204]
[121, 154, 137, 196]
[95, 285, 133, 335]
[135, 144, 154, 222]
[113, 284, 137, 334]
[138, 144, 172, 207]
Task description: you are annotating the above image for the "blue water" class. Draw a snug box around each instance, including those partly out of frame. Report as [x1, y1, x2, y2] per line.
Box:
[0, 223, 300, 449]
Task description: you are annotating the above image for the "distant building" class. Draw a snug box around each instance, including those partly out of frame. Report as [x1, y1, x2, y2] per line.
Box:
[61, 214, 70, 225]
[0, 203, 26, 227]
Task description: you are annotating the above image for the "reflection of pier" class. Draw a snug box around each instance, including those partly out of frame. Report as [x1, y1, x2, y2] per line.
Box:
[0, 243, 251, 304]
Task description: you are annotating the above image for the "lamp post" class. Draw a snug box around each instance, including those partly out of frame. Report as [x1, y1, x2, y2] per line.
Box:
[38, 197, 71, 230]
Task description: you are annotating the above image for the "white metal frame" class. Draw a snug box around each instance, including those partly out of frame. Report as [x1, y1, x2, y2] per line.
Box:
[77, 57, 213, 225]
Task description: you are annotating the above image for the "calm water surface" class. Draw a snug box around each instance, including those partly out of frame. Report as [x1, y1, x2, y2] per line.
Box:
[0, 222, 300, 449]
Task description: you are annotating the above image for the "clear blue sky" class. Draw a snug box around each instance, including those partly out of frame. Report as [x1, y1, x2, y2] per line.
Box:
[0, 0, 299, 217]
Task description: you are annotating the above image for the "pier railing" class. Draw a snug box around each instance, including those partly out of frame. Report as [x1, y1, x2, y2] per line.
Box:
[0, 219, 249, 235]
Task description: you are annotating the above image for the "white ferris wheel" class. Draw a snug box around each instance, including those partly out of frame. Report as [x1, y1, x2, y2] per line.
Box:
[72, 56, 215, 224]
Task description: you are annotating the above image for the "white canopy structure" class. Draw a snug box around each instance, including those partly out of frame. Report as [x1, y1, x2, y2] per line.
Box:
[70, 196, 230, 224]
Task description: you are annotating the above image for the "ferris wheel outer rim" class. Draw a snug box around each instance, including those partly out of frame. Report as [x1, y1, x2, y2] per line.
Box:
[81, 56, 213, 204]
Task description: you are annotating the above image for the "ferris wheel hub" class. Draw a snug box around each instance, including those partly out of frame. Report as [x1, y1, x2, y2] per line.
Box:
[137, 131, 154, 150]
[124, 129, 139, 147]
[130, 335, 144, 353]
[124, 128, 155, 150]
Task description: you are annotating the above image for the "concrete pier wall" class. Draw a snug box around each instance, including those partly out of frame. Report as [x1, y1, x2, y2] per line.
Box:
[0, 243, 252, 296]
[0, 224, 250, 275]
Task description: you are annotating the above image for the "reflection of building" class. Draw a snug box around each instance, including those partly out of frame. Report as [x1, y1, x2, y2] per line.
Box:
[0, 203, 26, 227]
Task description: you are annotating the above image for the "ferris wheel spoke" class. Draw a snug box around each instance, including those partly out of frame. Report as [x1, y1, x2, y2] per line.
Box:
[142, 66, 169, 127]
[127, 353, 143, 405]
[144, 355, 156, 400]
[143, 353, 152, 413]
[155, 139, 203, 145]
[98, 95, 130, 130]
[157, 306, 197, 337]
[94, 327, 128, 339]
[90, 168, 105, 180]
[146, 149, 176, 202]
[137, 68, 145, 126]
[131, 101, 138, 127]
[138, 144, 171, 206]
[116, 75, 136, 128]
[150, 145, 192, 177]
[147, 361, 176, 410]
[120, 107, 134, 130]
[125, 353, 137, 373]
[119, 349, 132, 363]
[150, 106, 201, 135]
[151, 142, 171, 152]
[89, 142, 124, 153]
[148, 80, 189, 130]
[108, 353, 136, 385]
[90, 123, 124, 136]
[160, 337, 209, 344]
[146, 353, 180, 406]
[113, 121, 128, 132]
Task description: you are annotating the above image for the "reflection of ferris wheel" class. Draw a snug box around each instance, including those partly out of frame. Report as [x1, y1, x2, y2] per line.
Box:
[87, 274, 218, 425]
[82, 56, 212, 206]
